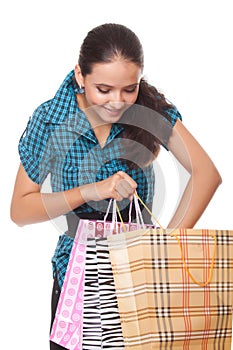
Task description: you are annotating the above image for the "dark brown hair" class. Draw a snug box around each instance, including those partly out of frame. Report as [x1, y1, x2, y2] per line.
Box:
[78, 23, 174, 167]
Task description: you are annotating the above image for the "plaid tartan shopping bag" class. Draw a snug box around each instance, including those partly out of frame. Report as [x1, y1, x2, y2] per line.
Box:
[107, 228, 233, 350]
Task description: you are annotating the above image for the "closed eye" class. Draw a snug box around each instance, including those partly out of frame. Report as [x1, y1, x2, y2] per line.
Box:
[97, 87, 110, 94]
[124, 87, 137, 93]
[97, 87, 137, 94]
[96, 83, 138, 95]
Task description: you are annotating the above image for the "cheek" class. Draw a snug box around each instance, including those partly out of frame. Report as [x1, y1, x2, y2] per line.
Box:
[84, 88, 106, 106]
[124, 91, 139, 105]
[129, 95, 138, 104]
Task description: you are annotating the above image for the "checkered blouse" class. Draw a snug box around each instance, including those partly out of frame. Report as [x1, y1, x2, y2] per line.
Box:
[18, 70, 182, 288]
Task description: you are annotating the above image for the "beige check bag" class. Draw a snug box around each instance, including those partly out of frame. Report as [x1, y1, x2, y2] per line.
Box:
[108, 228, 233, 349]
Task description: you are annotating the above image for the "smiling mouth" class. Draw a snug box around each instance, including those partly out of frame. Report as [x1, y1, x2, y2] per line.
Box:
[103, 106, 125, 117]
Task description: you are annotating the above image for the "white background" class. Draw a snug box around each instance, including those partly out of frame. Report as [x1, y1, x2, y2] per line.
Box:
[0, 0, 232, 349]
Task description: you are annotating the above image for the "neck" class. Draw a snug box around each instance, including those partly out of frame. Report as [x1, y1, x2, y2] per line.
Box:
[76, 94, 111, 147]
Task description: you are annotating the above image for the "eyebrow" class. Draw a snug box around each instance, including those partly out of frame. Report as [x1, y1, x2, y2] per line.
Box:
[95, 83, 139, 88]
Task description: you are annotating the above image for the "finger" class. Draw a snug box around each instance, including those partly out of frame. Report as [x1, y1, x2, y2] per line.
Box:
[116, 179, 134, 198]
[115, 192, 123, 202]
[117, 171, 137, 189]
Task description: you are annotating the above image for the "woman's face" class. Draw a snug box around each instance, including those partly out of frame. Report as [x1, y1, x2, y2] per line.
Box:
[75, 59, 142, 124]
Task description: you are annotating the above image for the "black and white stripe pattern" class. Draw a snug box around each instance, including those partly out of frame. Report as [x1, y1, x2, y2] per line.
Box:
[82, 238, 102, 349]
[82, 238, 124, 349]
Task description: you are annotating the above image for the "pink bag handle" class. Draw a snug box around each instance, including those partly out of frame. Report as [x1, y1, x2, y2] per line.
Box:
[128, 199, 133, 224]
[107, 193, 161, 232]
[116, 192, 163, 229]
[133, 194, 145, 228]
[115, 194, 146, 231]
[104, 199, 122, 234]
[104, 199, 113, 222]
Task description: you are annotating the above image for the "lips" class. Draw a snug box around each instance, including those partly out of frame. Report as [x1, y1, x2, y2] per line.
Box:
[103, 106, 122, 116]
[102, 105, 128, 119]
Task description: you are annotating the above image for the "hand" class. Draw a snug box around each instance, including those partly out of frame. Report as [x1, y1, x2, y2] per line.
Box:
[80, 171, 137, 202]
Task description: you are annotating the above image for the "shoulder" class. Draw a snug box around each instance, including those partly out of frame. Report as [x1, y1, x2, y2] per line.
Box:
[19, 98, 61, 153]
[30, 97, 68, 125]
[29, 69, 77, 126]
[29, 99, 53, 124]
[164, 106, 183, 127]
[148, 84, 183, 126]
[21, 100, 56, 144]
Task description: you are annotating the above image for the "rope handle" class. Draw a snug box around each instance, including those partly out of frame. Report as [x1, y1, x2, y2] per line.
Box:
[116, 193, 216, 287]
[115, 204, 127, 233]
[135, 192, 164, 229]
[133, 194, 216, 286]
[171, 231, 217, 287]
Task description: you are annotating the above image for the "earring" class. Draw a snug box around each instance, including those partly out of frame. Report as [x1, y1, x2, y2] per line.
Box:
[79, 83, 85, 94]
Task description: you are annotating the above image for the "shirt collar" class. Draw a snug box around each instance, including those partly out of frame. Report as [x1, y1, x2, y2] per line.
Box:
[44, 70, 81, 124]
[66, 112, 124, 145]
[67, 110, 96, 142]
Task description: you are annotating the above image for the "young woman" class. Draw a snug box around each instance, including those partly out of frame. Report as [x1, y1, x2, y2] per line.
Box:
[10, 23, 221, 349]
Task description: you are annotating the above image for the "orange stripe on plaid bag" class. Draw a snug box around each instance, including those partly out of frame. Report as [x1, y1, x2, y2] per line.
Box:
[202, 229, 211, 349]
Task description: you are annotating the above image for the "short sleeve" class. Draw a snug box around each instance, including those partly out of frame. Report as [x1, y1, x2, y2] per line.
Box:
[165, 107, 182, 127]
[18, 104, 53, 184]
[161, 107, 182, 150]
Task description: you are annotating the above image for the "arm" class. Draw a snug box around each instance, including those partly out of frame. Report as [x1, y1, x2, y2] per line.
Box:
[167, 119, 222, 228]
[10, 164, 137, 226]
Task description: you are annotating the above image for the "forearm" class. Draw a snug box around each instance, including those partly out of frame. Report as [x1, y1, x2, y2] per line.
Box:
[166, 119, 222, 229]
[167, 166, 222, 229]
[11, 165, 137, 226]
[10, 186, 86, 226]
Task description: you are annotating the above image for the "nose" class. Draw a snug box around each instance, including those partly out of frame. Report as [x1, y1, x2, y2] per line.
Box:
[109, 91, 125, 109]
[109, 101, 125, 110]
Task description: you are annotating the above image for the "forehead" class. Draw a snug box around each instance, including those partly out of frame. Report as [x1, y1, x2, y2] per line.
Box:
[86, 59, 142, 86]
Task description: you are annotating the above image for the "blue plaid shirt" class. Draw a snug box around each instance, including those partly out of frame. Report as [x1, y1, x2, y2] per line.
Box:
[18, 70, 182, 288]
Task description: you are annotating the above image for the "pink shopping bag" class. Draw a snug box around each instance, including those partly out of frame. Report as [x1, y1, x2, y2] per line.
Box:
[50, 219, 87, 349]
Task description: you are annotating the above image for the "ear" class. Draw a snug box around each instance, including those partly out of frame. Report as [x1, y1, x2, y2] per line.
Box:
[74, 64, 85, 88]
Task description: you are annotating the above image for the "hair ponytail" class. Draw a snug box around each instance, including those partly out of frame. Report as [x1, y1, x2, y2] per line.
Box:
[120, 78, 174, 168]
[137, 78, 173, 120]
